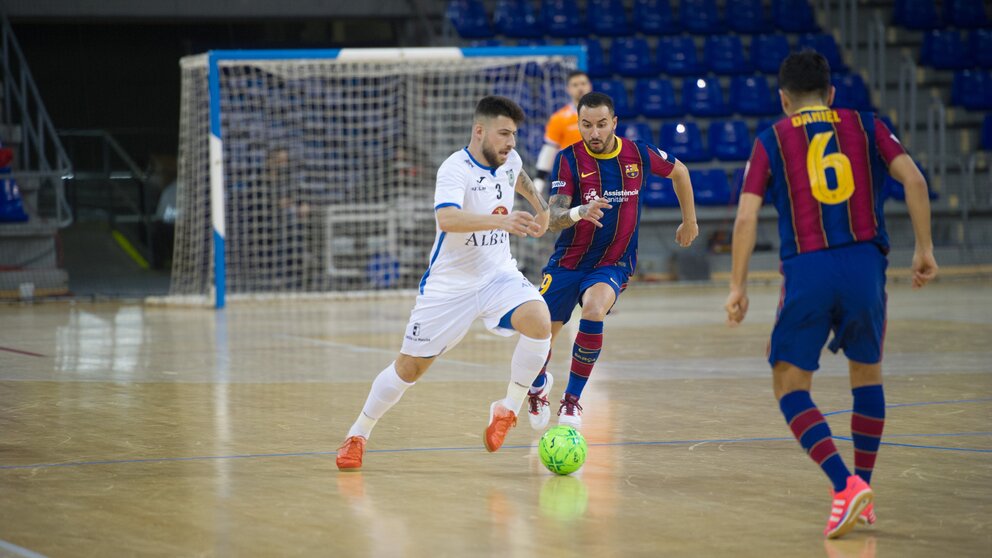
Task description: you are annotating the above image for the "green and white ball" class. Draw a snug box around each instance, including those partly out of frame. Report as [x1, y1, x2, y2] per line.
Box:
[538, 425, 587, 475]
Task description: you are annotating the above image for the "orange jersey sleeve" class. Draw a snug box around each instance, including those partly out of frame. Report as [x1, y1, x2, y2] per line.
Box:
[544, 105, 582, 148]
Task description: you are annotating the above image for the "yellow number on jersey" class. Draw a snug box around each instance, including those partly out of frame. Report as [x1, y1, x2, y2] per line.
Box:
[539, 273, 552, 295]
[807, 131, 855, 205]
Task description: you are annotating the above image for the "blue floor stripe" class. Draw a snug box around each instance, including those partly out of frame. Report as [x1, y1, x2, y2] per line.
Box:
[822, 397, 992, 416]
[0, 538, 48, 558]
[1, 431, 988, 471]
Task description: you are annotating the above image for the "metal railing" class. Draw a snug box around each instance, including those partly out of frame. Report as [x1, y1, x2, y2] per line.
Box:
[58, 129, 154, 248]
[0, 10, 72, 227]
[897, 53, 920, 150]
[866, 11, 888, 108]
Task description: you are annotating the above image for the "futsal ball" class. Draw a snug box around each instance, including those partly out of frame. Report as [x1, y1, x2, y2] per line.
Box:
[538, 425, 587, 475]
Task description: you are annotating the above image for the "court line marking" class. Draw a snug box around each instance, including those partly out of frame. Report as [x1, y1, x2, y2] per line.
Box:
[0, 346, 46, 358]
[2, 431, 989, 471]
[822, 397, 992, 417]
[0, 538, 47, 558]
[276, 334, 488, 369]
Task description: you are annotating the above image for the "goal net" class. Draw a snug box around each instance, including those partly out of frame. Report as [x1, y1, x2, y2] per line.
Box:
[172, 47, 584, 307]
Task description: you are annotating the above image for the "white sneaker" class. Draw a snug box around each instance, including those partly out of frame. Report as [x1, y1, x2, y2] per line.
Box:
[526, 373, 554, 430]
[558, 393, 583, 429]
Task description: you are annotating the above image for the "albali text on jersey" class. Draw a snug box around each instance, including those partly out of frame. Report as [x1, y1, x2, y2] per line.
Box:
[547, 137, 678, 272]
[419, 148, 524, 295]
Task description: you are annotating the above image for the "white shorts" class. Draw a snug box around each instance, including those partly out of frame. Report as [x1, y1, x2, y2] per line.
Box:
[400, 269, 545, 358]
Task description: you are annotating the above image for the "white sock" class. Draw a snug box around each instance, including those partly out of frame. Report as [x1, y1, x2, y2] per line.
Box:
[503, 334, 552, 415]
[347, 362, 415, 439]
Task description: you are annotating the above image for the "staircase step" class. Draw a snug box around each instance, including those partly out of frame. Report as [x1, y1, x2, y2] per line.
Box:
[0, 268, 69, 299]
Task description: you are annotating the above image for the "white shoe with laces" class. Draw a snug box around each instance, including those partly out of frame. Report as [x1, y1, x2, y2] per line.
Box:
[527, 373, 554, 430]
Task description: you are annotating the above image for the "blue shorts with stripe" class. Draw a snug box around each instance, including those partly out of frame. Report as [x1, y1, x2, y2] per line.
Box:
[539, 265, 629, 324]
[770, 242, 888, 371]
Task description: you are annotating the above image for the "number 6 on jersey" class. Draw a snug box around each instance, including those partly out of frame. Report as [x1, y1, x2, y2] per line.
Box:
[807, 131, 854, 205]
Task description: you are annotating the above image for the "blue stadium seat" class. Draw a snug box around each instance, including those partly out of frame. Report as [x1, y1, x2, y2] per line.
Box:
[982, 114, 992, 150]
[832, 73, 873, 111]
[706, 35, 752, 75]
[566, 38, 610, 78]
[893, 0, 941, 30]
[920, 30, 972, 69]
[611, 37, 654, 77]
[732, 167, 773, 202]
[447, 0, 493, 38]
[691, 169, 733, 205]
[684, 76, 729, 117]
[796, 34, 847, 72]
[657, 36, 703, 76]
[644, 175, 680, 207]
[731, 76, 779, 115]
[542, 0, 585, 37]
[883, 161, 938, 201]
[617, 122, 655, 143]
[943, 0, 989, 29]
[680, 0, 725, 34]
[751, 34, 791, 74]
[709, 120, 752, 161]
[635, 78, 683, 117]
[493, 0, 542, 37]
[773, 0, 819, 33]
[515, 38, 549, 47]
[588, 0, 629, 36]
[951, 71, 992, 110]
[727, 0, 771, 34]
[755, 118, 779, 135]
[659, 121, 710, 162]
[972, 30, 992, 68]
[469, 39, 503, 47]
[633, 0, 675, 35]
[593, 79, 634, 118]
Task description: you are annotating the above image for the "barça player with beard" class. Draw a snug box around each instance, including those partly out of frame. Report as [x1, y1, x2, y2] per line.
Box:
[525, 92, 699, 431]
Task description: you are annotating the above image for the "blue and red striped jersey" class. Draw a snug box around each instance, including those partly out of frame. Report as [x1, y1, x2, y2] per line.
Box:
[742, 106, 906, 259]
[548, 137, 677, 272]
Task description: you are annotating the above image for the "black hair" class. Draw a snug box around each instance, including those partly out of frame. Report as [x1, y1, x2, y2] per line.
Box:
[778, 49, 831, 96]
[576, 91, 615, 117]
[566, 70, 589, 82]
[474, 95, 525, 124]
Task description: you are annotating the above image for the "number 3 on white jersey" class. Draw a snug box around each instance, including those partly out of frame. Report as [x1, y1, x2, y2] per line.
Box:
[807, 131, 854, 205]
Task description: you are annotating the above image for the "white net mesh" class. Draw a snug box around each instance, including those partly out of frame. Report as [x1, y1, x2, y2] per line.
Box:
[173, 51, 578, 299]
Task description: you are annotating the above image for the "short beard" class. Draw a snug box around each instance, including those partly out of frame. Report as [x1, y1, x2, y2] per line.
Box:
[482, 144, 502, 167]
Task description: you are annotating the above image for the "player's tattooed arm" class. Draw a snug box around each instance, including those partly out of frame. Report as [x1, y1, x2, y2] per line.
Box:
[548, 194, 612, 232]
[515, 169, 549, 213]
[547, 194, 576, 232]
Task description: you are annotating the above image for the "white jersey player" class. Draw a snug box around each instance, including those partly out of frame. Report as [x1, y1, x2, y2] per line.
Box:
[337, 96, 553, 471]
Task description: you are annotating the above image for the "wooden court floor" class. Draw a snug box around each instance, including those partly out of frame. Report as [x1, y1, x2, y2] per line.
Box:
[1, 280, 989, 557]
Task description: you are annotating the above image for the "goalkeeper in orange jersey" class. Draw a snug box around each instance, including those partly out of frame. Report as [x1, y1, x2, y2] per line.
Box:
[533, 71, 592, 195]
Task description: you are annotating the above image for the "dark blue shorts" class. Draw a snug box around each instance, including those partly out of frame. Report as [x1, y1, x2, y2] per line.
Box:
[770, 242, 888, 371]
[539, 265, 629, 324]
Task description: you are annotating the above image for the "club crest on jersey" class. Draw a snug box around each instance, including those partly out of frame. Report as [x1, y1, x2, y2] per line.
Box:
[584, 189, 599, 203]
[624, 163, 640, 178]
[492, 206, 508, 215]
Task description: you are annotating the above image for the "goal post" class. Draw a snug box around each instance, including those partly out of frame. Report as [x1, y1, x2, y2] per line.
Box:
[171, 46, 586, 308]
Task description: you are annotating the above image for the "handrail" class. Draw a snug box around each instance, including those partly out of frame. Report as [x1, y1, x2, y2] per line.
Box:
[867, 11, 887, 108]
[897, 54, 919, 151]
[0, 9, 73, 226]
[58, 129, 148, 183]
[926, 98, 947, 191]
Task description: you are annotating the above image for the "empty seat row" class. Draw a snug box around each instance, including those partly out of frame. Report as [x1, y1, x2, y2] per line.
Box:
[473, 33, 845, 78]
[592, 73, 870, 119]
[449, 0, 819, 39]
[618, 120, 754, 161]
[893, 0, 990, 31]
[950, 71, 992, 110]
[920, 29, 992, 69]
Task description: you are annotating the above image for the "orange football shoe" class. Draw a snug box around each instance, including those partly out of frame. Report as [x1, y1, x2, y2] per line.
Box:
[336, 435, 367, 471]
[483, 401, 517, 452]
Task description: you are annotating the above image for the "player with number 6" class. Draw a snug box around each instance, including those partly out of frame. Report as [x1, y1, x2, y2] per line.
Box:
[725, 50, 938, 539]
